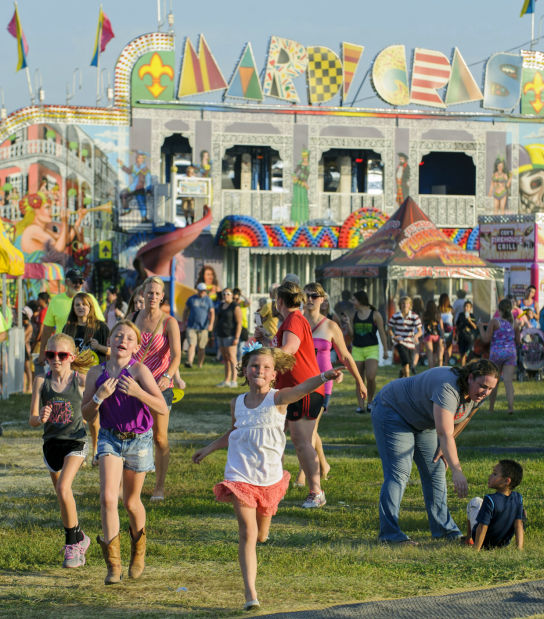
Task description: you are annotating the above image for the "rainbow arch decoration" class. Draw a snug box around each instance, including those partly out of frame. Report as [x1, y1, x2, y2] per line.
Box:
[215, 215, 269, 247]
[338, 207, 390, 248]
[441, 227, 479, 251]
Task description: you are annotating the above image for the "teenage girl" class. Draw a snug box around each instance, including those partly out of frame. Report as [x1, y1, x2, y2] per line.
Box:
[63, 292, 110, 462]
[293, 283, 367, 487]
[82, 320, 169, 584]
[192, 344, 341, 611]
[349, 290, 388, 412]
[29, 334, 93, 568]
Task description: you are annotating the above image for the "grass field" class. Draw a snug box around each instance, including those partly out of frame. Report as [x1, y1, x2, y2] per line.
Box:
[1, 362, 543, 617]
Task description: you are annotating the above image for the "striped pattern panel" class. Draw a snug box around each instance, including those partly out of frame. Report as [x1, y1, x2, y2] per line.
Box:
[410, 48, 451, 108]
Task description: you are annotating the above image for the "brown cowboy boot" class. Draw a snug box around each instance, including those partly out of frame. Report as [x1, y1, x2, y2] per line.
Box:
[97, 533, 122, 584]
[128, 527, 146, 579]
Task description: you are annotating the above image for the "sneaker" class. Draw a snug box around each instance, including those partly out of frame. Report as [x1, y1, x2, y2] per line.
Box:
[229, 381, 238, 388]
[77, 533, 91, 565]
[301, 490, 326, 509]
[62, 542, 82, 568]
[184, 362, 193, 369]
[216, 381, 229, 387]
[355, 407, 368, 414]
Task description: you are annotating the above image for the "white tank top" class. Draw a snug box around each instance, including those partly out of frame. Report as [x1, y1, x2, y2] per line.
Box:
[224, 388, 286, 486]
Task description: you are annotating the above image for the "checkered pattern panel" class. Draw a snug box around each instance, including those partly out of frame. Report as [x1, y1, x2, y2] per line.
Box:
[307, 47, 343, 102]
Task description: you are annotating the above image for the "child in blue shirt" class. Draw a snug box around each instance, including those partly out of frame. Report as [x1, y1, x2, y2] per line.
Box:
[466, 459, 525, 551]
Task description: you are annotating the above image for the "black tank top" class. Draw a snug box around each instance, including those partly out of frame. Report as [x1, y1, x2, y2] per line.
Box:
[40, 371, 85, 442]
[352, 310, 378, 348]
[216, 302, 237, 337]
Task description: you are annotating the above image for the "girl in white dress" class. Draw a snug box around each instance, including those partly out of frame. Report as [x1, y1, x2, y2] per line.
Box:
[192, 343, 340, 611]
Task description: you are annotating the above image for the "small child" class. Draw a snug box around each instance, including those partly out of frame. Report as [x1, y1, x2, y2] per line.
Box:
[192, 343, 341, 611]
[82, 320, 169, 585]
[29, 334, 92, 568]
[525, 308, 538, 329]
[466, 459, 525, 551]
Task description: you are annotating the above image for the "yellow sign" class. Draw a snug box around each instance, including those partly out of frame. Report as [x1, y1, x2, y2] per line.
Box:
[98, 241, 112, 260]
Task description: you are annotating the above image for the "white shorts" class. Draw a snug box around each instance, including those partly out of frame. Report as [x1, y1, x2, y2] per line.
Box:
[467, 496, 483, 531]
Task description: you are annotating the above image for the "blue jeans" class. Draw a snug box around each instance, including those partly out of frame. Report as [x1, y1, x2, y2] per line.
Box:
[371, 397, 461, 542]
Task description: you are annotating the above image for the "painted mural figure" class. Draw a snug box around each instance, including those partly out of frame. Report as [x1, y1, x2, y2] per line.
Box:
[197, 150, 211, 178]
[291, 149, 310, 224]
[395, 152, 410, 205]
[118, 151, 152, 222]
[14, 192, 85, 263]
[488, 157, 511, 213]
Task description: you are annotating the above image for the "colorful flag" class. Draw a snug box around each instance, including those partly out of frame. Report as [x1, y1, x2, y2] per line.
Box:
[90, 7, 114, 67]
[6, 5, 29, 71]
[520, 0, 535, 17]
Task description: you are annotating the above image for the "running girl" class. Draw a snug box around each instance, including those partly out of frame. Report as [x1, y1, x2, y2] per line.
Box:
[29, 334, 92, 568]
[82, 320, 168, 585]
[192, 343, 341, 610]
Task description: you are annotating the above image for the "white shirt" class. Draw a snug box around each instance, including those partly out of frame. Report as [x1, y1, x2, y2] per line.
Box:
[224, 389, 286, 486]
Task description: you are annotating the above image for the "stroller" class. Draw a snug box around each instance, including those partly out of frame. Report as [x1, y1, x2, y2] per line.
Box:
[517, 328, 544, 381]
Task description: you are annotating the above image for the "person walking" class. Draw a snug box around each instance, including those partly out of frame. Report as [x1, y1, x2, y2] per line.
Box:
[478, 298, 521, 415]
[349, 290, 388, 413]
[130, 277, 181, 500]
[388, 296, 422, 377]
[215, 288, 242, 387]
[182, 283, 215, 369]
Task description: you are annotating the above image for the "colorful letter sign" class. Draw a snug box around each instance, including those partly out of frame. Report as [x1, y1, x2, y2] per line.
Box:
[483, 52, 523, 111]
[262, 36, 308, 102]
[410, 48, 451, 108]
[445, 48, 483, 106]
[372, 45, 409, 106]
[177, 35, 227, 98]
[521, 50, 544, 115]
[226, 42, 263, 101]
[342, 42, 364, 100]
[306, 46, 343, 104]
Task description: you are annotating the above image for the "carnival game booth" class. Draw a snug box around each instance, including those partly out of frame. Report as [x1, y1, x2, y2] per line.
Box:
[479, 214, 544, 305]
[316, 197, 502, 319]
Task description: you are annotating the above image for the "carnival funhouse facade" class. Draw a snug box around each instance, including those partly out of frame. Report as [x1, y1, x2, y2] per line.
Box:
[3, 30, 544, 313]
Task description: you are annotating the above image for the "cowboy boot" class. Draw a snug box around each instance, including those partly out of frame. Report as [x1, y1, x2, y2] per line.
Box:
[97, 533, 122, 584]
[129, 527, 146, 579]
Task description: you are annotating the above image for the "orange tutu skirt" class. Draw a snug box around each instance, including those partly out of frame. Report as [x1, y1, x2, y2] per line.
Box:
[214, 470, 291, 516]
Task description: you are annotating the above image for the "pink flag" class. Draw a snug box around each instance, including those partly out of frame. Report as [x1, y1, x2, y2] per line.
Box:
[7, 9, 29, 55]
[100, 11, 114, 53]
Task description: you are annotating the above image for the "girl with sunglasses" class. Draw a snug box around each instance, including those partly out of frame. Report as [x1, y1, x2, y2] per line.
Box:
[29, 334, 94, 569]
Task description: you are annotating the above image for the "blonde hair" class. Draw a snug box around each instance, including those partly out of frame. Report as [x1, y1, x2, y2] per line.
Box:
[45, 333, 95, 374]
[143, 276, 165, 292]
[237, 347, 295, 385]
[304, 282, 326, 297]
[109, 319, 142, 345]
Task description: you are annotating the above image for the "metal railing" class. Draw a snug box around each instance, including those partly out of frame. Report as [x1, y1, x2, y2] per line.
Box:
[418, 195, 477, 227]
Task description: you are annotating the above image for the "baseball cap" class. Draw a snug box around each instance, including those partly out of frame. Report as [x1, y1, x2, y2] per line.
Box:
[65, 268, 84, 283]
[196, 283, 207, 292]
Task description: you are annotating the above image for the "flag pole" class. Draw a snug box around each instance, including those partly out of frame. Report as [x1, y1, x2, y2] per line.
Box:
[96, 4, 102, 105]
[24, 66, 34, 104]
[532, 10, 535, 48]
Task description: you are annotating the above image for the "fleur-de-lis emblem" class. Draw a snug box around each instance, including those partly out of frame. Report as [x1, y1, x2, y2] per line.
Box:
[524, 71, 544, 114]
[138, 52, 174, 98]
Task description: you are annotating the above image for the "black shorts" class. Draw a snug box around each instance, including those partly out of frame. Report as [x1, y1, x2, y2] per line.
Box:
[43, 438, 87, 473]
[395, 344, 415, 367]
[286, 392, 324, 421]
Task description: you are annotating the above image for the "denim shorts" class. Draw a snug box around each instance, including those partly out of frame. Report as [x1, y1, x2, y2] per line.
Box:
[96, 428, 154, 472]
[216, 335, 235, 348]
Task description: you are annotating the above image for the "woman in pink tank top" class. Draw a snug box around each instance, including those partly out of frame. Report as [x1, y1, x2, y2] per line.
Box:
[129, 276, 181, 500]
[292, 282, 366, 488]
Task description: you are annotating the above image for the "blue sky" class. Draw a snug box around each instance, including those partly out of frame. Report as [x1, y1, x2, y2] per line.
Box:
[0, 0, 541, 112]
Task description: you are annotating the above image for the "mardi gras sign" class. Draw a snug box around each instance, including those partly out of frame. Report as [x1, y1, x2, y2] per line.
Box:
[130, 35, 544, 112]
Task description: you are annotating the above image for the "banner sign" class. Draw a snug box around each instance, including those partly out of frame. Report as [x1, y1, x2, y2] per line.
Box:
[479, 222, 536, 262]
[130, 34, 543, 113]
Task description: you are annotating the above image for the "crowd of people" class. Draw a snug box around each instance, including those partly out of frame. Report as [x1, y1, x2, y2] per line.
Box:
[17, 267, 533, 610]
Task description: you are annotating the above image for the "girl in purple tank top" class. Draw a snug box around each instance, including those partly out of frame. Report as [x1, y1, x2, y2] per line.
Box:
[82, 320, 168, 585]
[291, 283, 367, 488]
[478, 298, 521, 415]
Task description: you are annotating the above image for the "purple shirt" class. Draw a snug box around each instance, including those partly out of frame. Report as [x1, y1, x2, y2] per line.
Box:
[95, 360, 153, 433]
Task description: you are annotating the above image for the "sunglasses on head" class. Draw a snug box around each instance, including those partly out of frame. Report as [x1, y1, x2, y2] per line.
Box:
[306, 293, 322, 300]
[45, 351, 71, 361]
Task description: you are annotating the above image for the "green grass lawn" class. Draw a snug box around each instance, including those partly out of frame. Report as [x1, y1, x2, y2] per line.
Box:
[1, 362, 543, 617]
